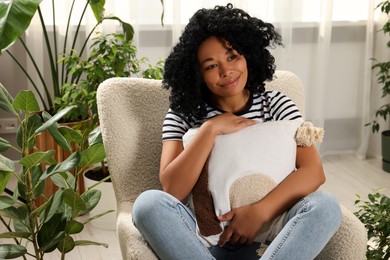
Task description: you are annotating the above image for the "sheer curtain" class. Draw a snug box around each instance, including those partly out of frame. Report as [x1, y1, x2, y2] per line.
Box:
[26, 0, 380, 158]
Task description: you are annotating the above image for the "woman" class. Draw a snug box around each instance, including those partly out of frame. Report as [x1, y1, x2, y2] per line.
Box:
[133, 4, 341, 260]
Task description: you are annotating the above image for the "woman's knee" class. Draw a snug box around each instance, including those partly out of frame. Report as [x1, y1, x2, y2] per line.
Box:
[308, 191, 342, 226]
[132, 189, 167, 223]
[310, 191, 340, 210]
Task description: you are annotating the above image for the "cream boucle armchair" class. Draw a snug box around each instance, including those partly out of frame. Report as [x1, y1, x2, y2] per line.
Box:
[97, 70, 367, 260]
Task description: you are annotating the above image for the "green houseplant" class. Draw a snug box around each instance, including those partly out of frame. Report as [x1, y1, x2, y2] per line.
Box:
[60, 32, 164, 177]
[0, 83, 109, 259]
[56, 30, 164, 230]
[370, 0, 390, 172]
[57, 32, 144, 125]
[354, 189, 390, 259]
[0, 0, 163, 200]
[0, 0, 134, 121]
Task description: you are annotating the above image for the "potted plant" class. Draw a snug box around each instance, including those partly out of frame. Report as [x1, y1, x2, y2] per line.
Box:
[0, 0, 163, 201]
[58, 32, 144, 125]
[354, 189, 390, 259]
[59, 32, 165, 229]
[0, 0, 134, 118]
[0, 82, 110, 259]
[0, 0, 143, 201]
[369, 0, 390, 172]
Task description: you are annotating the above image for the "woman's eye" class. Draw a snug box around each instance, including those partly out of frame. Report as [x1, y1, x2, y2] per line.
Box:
[205, 64, 217, 70]
[228, 54, 238, 61]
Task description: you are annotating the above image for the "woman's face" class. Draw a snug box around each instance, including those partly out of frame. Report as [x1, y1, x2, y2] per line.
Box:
[197, 36, 248, 102]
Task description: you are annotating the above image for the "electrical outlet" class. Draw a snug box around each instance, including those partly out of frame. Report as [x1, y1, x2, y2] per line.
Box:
[0, 118, 19, 134]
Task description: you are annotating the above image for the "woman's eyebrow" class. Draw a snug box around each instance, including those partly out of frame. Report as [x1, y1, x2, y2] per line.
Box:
[200, 57, 214, 66]
[199, 48, 234, 65]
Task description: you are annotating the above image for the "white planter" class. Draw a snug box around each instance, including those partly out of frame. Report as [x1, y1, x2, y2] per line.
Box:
[84, 170, 117, 231]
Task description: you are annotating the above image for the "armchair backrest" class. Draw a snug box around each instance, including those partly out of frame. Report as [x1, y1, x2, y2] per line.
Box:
[97, 71, 304, 204]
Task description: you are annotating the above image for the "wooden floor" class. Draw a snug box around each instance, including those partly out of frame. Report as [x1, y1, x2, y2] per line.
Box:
[1, 154, 390, 259]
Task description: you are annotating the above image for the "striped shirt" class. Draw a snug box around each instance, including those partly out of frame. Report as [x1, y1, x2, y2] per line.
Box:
[162, 90, 302, 141]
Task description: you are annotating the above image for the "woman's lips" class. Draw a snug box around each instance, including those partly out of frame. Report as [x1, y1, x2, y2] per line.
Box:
[220, 77, 239, 88]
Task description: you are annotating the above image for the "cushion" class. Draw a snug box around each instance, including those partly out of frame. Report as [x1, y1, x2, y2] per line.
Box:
[183, 119, 315, 246]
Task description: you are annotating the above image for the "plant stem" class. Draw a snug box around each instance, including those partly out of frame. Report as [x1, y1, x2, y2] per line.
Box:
[74, 22, 101, 84]
[20, 114, 41, 259]
[52, 0, 59, 95]
[0, 216, 23, 247]
[5, 49, 48, 111]
[37, 7, 60, 102]
[64, 0, 90, 84]
[61, 0, 76, 86]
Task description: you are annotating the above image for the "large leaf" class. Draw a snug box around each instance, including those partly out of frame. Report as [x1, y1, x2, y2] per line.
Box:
[40, 189, 63, 224]
[79, 143, 105, 167]
[0, 244, 27, 259]
[30, 165, 45, 198]
[0, 136, 11, 152]
[0, 154, 15, 172]
[37, 213, 66, 253]
[0, 83, 17, 115]
[83, 209, 114, 225]
[88, 126, 102, 146]
[0, 0, 42, 53]
[80, 189, 101, 214]
[17, 113, 42, 149]
[0, 195, 15, 210]
[65, 220, 84, 235]
[39, 152, 80, 182]
[39, 111, 72, 151]
[50, 171, 75, 189]
[16, 165, 44, 200]
[58, 126, 83, 144]
[57, 235, 75, 254]
[35, 106, 76, 134]
[63, 188, 86, 212]
[0, 232, 30, 239]
[89, 0, 106, 21]
[11, 205, 29, 230]
[19, 150, 55, 168]
[0, 206, 24, 220]
[102, 16, 134, 42]
[0, 154, 15, 194]
[12, 90, 40, 112]
[0, 171, 12, 195]
[74, 240, 108, 248]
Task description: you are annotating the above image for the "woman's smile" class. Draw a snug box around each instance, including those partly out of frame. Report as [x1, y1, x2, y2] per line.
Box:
[219, 76, 240, 88]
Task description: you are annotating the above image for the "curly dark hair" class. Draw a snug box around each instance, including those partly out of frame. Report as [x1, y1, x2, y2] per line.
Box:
[162, 3, 282, 120]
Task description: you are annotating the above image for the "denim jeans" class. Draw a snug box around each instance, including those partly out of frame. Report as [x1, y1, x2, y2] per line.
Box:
[132, 190, 341, 260]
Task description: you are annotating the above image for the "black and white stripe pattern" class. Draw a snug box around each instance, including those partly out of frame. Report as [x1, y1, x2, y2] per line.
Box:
[162, 90, 302, 141]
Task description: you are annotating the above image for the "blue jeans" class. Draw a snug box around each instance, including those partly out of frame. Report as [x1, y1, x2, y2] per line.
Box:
[132, 190, 341, 260]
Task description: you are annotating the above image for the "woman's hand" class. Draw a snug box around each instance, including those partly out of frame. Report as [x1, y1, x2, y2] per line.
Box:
[203, 112, 257, 136]
[160, 113, 256, 201]
[217, 204, 267, 246]
[217, 145, 325, 247]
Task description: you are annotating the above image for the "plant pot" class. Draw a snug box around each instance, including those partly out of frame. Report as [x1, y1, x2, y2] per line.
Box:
[381, 130, 390, 173]
[83, 166, 117, 230]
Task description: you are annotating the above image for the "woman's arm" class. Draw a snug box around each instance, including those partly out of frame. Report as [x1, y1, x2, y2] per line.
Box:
[160, 113, 257, 201]
[159, 124, 217, 201]
[218, 145, 325, 246]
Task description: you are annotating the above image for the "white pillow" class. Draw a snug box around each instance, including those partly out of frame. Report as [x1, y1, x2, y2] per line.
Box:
[183, 119, 303, 246]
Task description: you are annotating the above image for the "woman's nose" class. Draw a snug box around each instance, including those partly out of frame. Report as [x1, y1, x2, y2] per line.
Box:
[219, 63, 230, 77]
